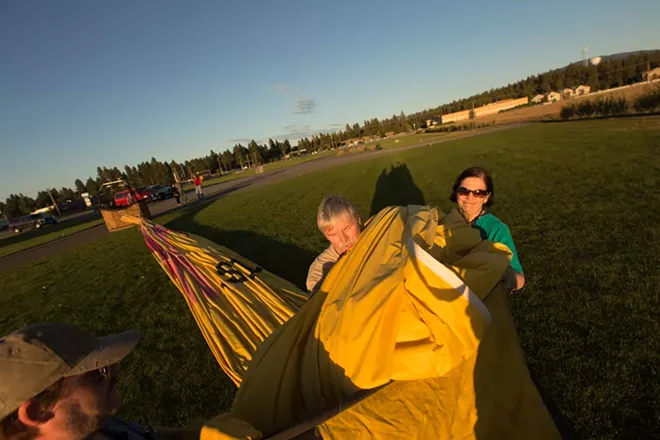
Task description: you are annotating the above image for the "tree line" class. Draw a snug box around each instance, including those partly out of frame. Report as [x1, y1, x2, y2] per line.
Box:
[3, 51, 659, 220]
[414, 50, 660, 118]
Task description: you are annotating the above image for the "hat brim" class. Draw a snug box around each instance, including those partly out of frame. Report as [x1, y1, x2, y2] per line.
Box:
[66, 330, 140, 376]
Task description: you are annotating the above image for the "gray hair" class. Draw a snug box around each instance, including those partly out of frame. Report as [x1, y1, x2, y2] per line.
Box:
[317, 196, 359, 232]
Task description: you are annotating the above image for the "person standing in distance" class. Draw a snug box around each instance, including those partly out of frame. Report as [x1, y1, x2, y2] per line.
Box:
[193, 175, 204, 200]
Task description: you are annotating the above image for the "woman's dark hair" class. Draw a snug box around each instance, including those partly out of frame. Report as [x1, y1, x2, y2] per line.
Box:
[449, 167, 494, 206]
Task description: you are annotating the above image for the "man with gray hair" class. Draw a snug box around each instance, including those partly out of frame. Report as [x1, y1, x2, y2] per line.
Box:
[306, 195, 362, 292]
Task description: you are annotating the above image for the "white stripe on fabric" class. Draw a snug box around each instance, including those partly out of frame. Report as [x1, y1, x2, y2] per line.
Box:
[407, 237, 492, 324]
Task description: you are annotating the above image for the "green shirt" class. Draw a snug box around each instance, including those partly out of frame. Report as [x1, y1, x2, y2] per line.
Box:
[472, 212, 523, 274]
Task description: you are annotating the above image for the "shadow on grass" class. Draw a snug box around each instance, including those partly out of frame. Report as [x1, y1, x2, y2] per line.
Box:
[370, 163, 426, 216]
[163, 198, 315, 291]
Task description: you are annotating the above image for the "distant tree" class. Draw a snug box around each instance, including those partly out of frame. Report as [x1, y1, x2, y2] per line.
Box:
[4, 195, 24, 218]
[281, 139, 292, 156]
[248, 140, 263, 165]
[469, 109, 476, 120]
[19, 195, 36, 215]
[587, 68, 599, 90]
[4, 194, 37, 217]
[35, 191, 52, 209]
[209, 150, 220, 173]
[85, 178, 100, 196]
[124, 165, 140, 187]
[149, 158, 173, 184]
[59, 187, 76, 201]
[137, 162, 154, 185]
[233, 144, 247, 168]
[74, 179, 87, 194]
[267, 138, 280, 161]
[220, 150, 235, 169]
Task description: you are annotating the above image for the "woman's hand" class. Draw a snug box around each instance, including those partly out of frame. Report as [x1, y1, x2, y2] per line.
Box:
[501, 266, 525, 291]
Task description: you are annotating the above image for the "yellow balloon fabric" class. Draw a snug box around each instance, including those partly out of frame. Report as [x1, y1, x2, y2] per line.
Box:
[138, 207, 559, 439]
[140, 220, 308, 386]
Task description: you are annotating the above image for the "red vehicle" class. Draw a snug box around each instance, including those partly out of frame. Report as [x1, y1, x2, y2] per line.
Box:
[113, 190, 136, 207]
[113, 187, 153, 207]
[134, 187, 155, 201]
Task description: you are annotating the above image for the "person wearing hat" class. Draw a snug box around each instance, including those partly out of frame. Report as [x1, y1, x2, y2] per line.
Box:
[0, 323, 200, 440]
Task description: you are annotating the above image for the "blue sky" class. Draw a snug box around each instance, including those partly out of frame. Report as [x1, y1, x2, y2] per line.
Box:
[1, 0, 658, 200]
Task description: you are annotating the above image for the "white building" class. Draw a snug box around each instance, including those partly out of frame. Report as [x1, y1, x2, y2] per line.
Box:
[531, 94, 545, 104]
[575, 85, 591, 96]
[547, 91, 562, 102]
[644, 67, 660, 81]
[562, 88, 575, 98]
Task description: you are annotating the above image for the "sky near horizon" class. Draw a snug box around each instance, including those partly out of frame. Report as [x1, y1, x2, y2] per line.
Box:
[1, 0, 658, 200]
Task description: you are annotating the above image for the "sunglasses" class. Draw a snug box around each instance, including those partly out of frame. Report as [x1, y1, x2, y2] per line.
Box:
[456, 187, 490, 198]
[83, 365, 113, 385]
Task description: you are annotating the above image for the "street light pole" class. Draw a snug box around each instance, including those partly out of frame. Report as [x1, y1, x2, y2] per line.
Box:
[48, 189, 62, 216]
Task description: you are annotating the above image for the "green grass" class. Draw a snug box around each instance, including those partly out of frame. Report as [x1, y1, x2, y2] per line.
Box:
[182, 152, 335, 190]
[0, 217, 105, 258]
[263, 150, 334, 171]
[1, 117, 659, 438]
[373, 131, 453, 149]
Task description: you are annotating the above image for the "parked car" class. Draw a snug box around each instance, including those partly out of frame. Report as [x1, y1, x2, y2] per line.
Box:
[147, 184, 175, 201]
[135, 187, 156, 201]
[113, 187, 156, 207]
[113, 190, 136, 207]
[9, 213, 57, 233]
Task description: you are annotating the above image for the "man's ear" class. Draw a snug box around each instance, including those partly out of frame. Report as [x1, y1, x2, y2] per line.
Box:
[17, 399, 53, 427]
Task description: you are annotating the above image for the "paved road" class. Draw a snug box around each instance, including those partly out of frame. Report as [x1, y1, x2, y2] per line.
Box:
[0, 123, 523, 273]
[0, 210, 99, 240]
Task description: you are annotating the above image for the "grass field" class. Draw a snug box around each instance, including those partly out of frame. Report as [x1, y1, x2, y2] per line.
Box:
[0, 216, 104, 258]
[1, 117, 659, 438]
[183, 152, 335, 190]
[263, 150, 335, 171]
[368, 131, 454, 149]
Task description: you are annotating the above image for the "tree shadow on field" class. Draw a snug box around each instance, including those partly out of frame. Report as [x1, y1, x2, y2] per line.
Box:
[370, 163, 426, 216]
[164, 202, 315, 290]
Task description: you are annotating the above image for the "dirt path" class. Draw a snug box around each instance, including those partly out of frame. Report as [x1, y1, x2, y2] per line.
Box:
[0, 123, 522, 273]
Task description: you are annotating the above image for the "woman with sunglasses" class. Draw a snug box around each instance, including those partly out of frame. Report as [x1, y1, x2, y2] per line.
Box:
[450, 166, 525, 290]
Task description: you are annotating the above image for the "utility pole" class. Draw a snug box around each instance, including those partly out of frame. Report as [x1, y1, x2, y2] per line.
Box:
[48, 189, 62, 216]
[216, 156, 224, 175]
